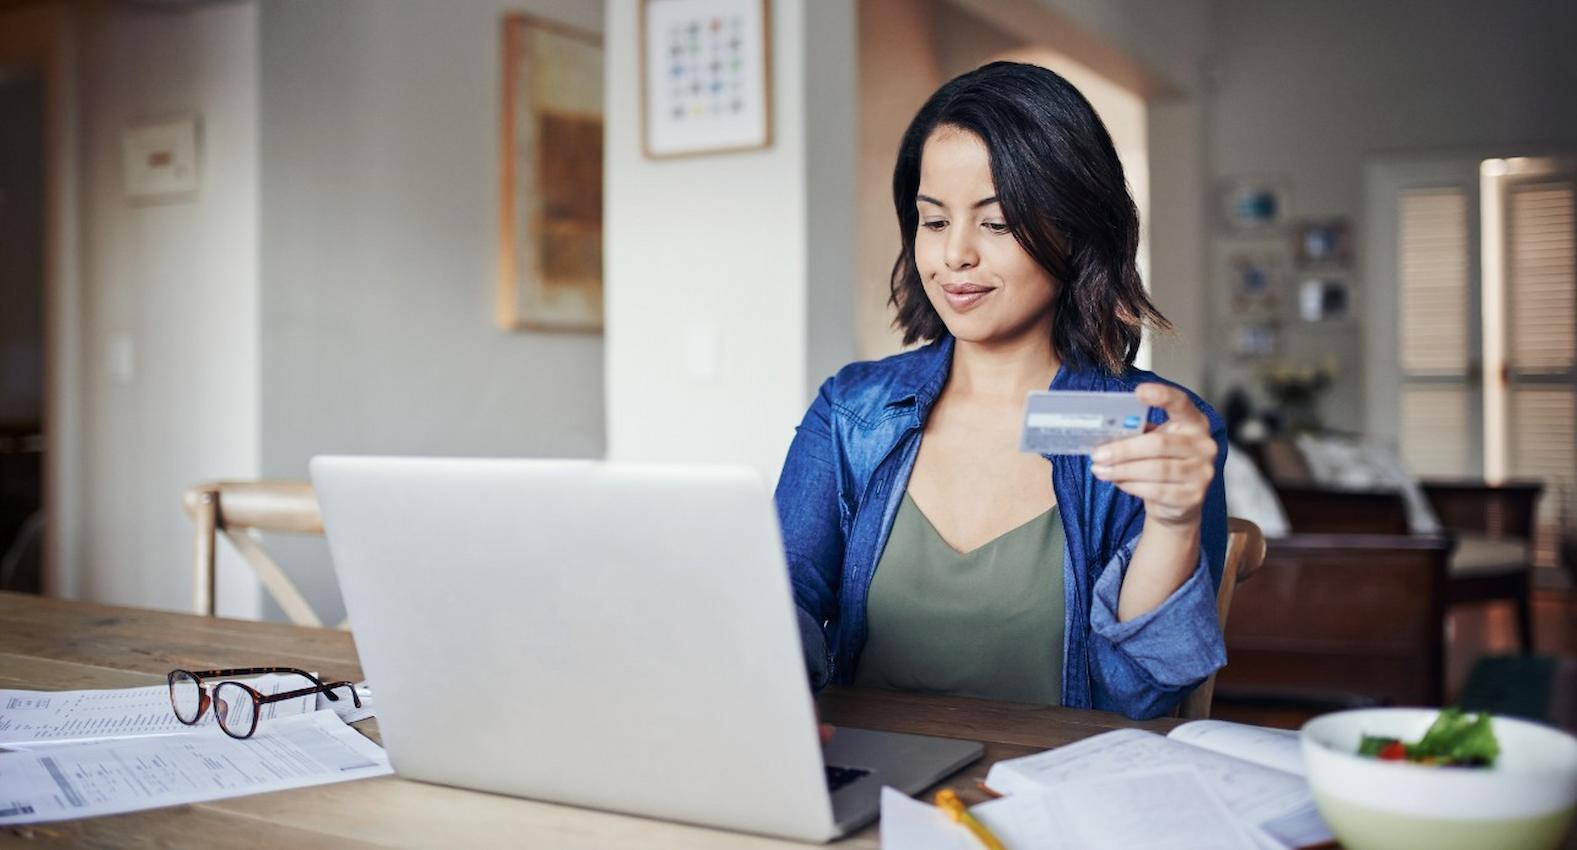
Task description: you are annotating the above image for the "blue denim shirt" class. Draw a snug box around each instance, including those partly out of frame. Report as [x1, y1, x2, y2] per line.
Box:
[774, 335, 1228, 720]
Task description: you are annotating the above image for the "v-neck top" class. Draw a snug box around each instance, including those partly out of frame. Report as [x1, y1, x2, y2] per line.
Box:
[851, 491, 1066, 705]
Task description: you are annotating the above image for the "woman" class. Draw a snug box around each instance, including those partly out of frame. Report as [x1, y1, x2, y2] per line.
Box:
[775, 62, 1227, 721]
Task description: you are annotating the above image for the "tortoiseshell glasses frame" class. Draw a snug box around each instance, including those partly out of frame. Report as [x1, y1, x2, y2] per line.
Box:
[166, 666, 362, 740]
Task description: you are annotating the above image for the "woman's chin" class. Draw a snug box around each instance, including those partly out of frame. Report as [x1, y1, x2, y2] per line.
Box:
[939, 313, 1044, 348]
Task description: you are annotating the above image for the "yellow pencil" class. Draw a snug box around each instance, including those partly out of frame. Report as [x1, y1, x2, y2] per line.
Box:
[933, 788, 1008, 850]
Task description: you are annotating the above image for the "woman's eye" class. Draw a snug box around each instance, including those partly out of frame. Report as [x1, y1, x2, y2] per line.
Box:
[921, 220, 947, 231]
[983, 222, 1010, 235]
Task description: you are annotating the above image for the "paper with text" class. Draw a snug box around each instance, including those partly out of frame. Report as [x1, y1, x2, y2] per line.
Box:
[0, 710, 392, 824]
[0, 674, 319, 749]
[985, 728, 1332, 849]
[976, 766, 1266, 850]
[1167, 720, 1305, 777]
[316, 681, 375, 723]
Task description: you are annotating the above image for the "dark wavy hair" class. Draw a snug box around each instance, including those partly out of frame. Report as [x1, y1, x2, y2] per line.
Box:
[889, 61, 1170, 375]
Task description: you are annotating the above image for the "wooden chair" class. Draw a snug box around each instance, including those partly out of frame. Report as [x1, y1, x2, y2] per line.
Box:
[1423, 479, 1544, 652]
[1180, 517, 1268, 720]
[181, 481, 342, 628]
[1217, 533, 1454, 710]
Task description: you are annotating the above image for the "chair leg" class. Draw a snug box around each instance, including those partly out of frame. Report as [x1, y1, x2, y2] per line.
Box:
[1514, 580, 1535, 654]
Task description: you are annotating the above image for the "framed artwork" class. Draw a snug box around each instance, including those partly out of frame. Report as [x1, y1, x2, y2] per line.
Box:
[1219, 175, 1291, 232]
[497, 14, 604, 332]
[1297, 276, 1352, 323]
[641, 0, 772, 159]
[1293, 218, 1352, 267]
[122, 115, 199, 202]
[1228, 252, 1282, 315]
[1231, 321, 1281, 359]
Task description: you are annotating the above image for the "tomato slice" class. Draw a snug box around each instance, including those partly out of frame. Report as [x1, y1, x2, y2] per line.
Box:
[1379, 741, 1408, 761]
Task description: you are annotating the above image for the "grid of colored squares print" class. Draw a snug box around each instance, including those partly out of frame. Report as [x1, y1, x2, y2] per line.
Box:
[667, 15, 747, 121]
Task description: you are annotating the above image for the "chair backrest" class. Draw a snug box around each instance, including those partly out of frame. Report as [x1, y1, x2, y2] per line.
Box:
[182, 481, 335, 627]
[1180, 517, 1266, 721]
[1218, 533, 1452, 708]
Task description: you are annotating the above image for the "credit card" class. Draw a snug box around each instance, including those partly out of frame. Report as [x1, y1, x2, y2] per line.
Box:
[1019, 390, 1150, 456]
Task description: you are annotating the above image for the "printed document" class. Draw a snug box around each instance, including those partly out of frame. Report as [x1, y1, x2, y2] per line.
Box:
[985, 723, 1333, 850]
[0, 674, 319, 749]
[0, 710, 392, 824]
[881, 767, 1267, 850]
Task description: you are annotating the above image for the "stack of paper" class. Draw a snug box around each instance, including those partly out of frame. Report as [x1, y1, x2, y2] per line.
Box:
[0, 676, 391, 825]
[881, 720, 1335, 850]
[0, 711, 391, 824]
[0, 674, 318, 749]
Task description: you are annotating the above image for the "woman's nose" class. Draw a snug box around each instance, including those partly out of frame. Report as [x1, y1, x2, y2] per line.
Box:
[944, 228, 978, 270]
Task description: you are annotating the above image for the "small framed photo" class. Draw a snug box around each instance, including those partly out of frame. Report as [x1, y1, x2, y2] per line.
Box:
[641, 0, 772, 159]
[1219, 175, 1291, 232]
[1293, 218, 1352, 267]
[1228, 252, 1282, 315]
[1298, 276, 1352, 323]
[1231, 320, 1281, 359]
[122, 115, 199, 202]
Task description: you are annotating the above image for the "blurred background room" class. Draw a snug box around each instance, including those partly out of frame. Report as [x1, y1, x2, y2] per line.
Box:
[1, 0, 1573, 729]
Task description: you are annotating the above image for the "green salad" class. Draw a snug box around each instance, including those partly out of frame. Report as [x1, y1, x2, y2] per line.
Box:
[1358, 708, 1500, 767]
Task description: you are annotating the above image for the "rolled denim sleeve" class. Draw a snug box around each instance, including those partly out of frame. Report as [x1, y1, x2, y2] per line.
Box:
[775, 379, 845, 691]
[1087, 432, 1230, 718]
[1088, 535, 1226, 696]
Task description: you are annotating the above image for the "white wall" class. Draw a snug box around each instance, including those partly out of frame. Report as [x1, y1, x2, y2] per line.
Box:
[604, 0, 858, 481]
[1204, 0, 1577, 432]
[257, 0, 608, 624]
[76, 2, 260, 616]
[854, 0, 1186, 382]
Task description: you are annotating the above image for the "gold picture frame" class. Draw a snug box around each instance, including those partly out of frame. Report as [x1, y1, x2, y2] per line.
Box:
[497, 13, 604, 333]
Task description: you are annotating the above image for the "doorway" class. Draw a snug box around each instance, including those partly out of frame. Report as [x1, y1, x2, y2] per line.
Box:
[0, 65, 44, 593]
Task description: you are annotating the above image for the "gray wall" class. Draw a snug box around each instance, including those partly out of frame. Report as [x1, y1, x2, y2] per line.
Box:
[1204, 0, 1577, 430]
[259, 0, 607, 623]
[74, 2, 261, 616]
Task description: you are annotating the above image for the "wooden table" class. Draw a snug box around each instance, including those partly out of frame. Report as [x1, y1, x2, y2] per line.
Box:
[0, 591, 1181, 848]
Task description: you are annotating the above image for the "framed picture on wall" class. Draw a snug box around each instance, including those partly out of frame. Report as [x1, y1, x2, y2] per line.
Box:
[497, 13, 604, 332]
[1219, 174, 1291, 232]
[1228, 252, 1283, 315]
[1230, 320, 1281, 359]
[1297, 276, 1353, 323]
[641, 0, 772, 159]
[1293, 218, 1352, 267]
[122, 115, 200, 202]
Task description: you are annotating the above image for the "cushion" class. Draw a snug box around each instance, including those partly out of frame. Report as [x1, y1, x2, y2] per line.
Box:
[1294, 433, 1443, 535]
[1450, 534, 1530, 577]
[1223, 442, 1291, 538]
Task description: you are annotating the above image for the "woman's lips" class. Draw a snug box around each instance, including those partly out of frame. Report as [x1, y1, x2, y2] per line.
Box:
[941, 283, 994, 312]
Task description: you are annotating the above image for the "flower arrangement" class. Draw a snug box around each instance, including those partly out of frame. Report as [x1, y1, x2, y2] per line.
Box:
[1261, 359, 1338, 432]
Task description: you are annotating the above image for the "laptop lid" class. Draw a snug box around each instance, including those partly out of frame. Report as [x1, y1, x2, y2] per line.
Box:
[311, 456, 838, 842]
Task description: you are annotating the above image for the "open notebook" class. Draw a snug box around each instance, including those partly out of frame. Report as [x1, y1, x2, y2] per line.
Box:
[982, 720, 1333, 850]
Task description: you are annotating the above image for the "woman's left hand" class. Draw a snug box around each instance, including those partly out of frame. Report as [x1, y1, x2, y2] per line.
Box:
[1088, 383, 1217, 529]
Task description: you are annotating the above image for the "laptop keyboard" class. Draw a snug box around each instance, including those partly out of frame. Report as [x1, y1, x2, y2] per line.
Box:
[824, 765, 871, 792]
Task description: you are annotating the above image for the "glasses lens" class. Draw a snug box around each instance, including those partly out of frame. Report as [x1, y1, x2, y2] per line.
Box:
[169, 670, 202, 723]
[213, 682, 259, 739]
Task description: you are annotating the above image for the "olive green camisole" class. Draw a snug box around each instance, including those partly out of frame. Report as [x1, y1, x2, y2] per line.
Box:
[851, 492, 1066, 705]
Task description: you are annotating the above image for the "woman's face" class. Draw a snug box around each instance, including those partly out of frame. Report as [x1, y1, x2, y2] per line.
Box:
[914, 126, 1060, 347]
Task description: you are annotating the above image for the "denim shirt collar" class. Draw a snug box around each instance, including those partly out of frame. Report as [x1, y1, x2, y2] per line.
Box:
[878, 333, 1086, 425]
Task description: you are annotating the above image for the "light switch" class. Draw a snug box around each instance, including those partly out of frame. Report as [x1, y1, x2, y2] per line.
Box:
[107, 334, 135, 384]
[684, 322, 718, 382]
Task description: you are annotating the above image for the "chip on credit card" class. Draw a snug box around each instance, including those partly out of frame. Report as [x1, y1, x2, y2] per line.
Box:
[1019, 391, 1150, 456]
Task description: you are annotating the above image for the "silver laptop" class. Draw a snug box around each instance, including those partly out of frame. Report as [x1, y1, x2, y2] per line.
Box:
[311, 456, 982, 843]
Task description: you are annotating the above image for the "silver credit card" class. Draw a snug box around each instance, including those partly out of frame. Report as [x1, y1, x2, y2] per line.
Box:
[1020, 390, 1149, 456]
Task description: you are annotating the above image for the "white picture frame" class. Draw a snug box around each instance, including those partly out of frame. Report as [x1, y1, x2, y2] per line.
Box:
[641, 0, 771, 159]
[122, 115, 199, 201]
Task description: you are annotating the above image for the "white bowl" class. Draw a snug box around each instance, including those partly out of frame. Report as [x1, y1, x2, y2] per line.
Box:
[1301, 709, 1577, 850]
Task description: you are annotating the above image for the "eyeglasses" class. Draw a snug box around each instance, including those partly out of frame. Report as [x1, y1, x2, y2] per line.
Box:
[167, 666, 363, 740]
